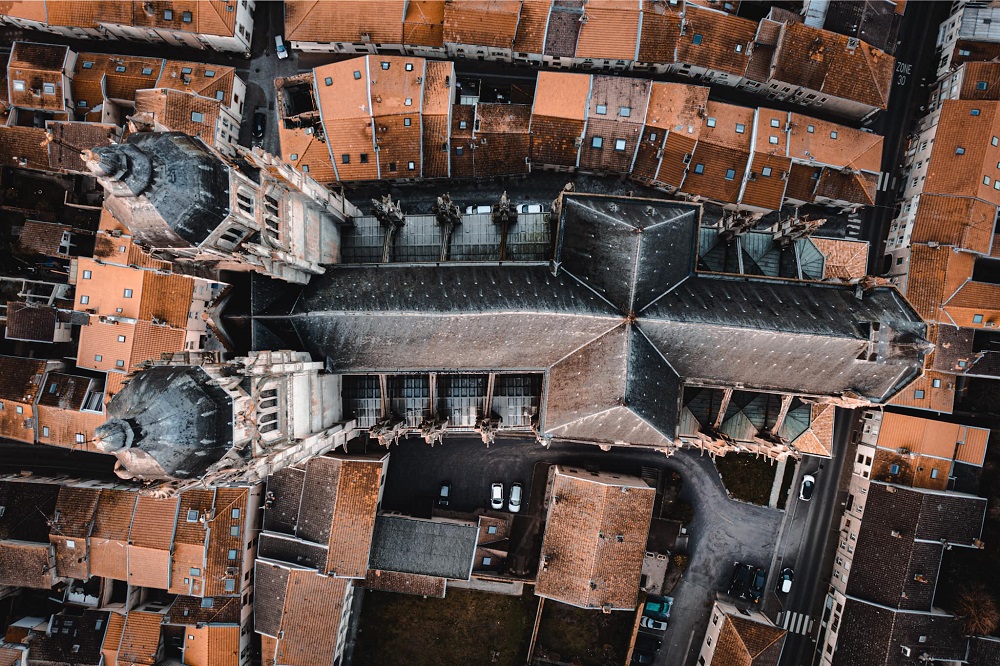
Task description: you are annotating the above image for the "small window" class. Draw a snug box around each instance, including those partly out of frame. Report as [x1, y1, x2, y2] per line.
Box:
[353, 71, 362, 80]
[230, 526, 240, 536]
[956, 147, 966, 155]
[404, 117, 412, 127]
[190, 567, 201, 576]
[592, 104, 606, 116]
[619, 106, 631, 117]
[407, 161, 415, 170]
[769, 136, 778, 144]
[725, 168, 736, 180]
[914, 389, 925, 399]
[360, 153, 369, 164]
[187, 510, 199, 522]
[614, 139, 626, 151]
[181, 67, 193, 75]
[706, 117, 717, 128]
[770, 118, 780, 128]
[115, 65, 126, 73]
[381, 62, 390, 70]
[191, 111, 204, 123]
[141, 66, 154, 76]
[65, 538, 75, 548]
[82, 61, 94, 69]
[692, 33, 703, 45]
[890, 463, 900, 475]
[977, 81, 989, 90]
[42, 426, 50, 437]
[807, 125, 815, 133]
[80, 295, 90, 305]
[164, 9, 173, 19]
[94, 355, 102, 362]
[342, 154, 350, 164]
[761, 166, 772, 177]
[649, 132, 657, 142]
[830, 131, 838, 139]
[325, 77, 333, 86]
[459, 120, 467, 129]
[123, 288, 133, 298]
[75, 433, 85, 443]
[77, 100, 88, 107]
[487, 525, 498, 535]
[42, 82, 55, 95]
[986, 176, 991, 186]
[228, 549, 238, 559]
[930, 469, 939, 479]
[932, 378, 942, 388]
[405, 63, 414, 71]
[205, 70, 215, 78]
[592, 136, 604, 149]
[992, 136, 999, 146]
[82, 270, 92, 279]
[389, 162, 397, 171]
[182, 11, 192, 22]
[455, 147, 463, 156]
[289, 153, 298, 160]
[973, 314, 984, 323]
[231, 508, 240, 519]
[225, 579, 236, 592]
[483, 556, 492, 566]
[404, 97, 412, 106]
[12, 80, 24, 92]
[736, 123, 745, 133]
[115, 360, 125, 368]
[117, 335, 126, 343]
[694, 163, 705, 174]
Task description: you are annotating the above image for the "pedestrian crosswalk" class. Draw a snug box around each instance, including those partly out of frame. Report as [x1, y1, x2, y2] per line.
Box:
[778, 611, 814, 636]
[847, 208, 863, 239]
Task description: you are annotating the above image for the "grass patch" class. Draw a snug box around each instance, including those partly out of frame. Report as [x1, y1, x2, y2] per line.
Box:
[353, 588, 538, 666]
[715, 453, 777, 506]
[534, 599, 634, 666]
[776, 459, 798, 510]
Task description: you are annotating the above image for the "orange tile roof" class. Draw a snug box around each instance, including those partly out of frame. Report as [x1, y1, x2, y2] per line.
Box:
[422, 60, 453, 116]
[404, 0, 445, 47]
[155, 60, 236, 102]
[129, 319, 186, 369]
[442, 0, 520, 49]
[643, 82, 708, 133]
[925, 101, 1000, 206]
[323, 458, 384, 578]
[531, 71, 591, 120]
[888, 370, 955, 414]
[0, 356, 47, 443]
[36, 404, 105, 452]
[139, 271, 196, 328]
[754, 108, 789, 155]
[957, 61, 1000, 100]
[128, 495, 178, 589]
[45, 121, 120, 173]
[676, 5, 755, 78]
[788, 115, 883, 172]
[789, 403, 835, 457]
[133, 88, 222, 146]
[871, 449, 950, 490]
[656, 130, 697, 188]
[713, 613, 786, 666]
[101, 612, 126, 666]
[701, 101, 754, 151]
[364, 568, 447, 596]
[315, 59, 371, 120]
[7, 41, 68, 111]
[129, 1, 237, 38]
[536, 467, 655, 610]
[512, 0, 549, 53]
[910, 196, 997, 255]
[117, 611, 162, 666]
[204, 486, 249, 597]
[90, 489, 137, 581]
[0, 1, 48, 22]
[814, 167, 877, 206]
[285, 0, 406, 44]
[876, 411, 988, 466]
[75, 258, 146, 318]
[575, 0, 639, 60]
[942, 281, 1000, 328]
[0, 125, 50, 172]
[811, 238, 869, 281]
[182, 625, 239, 666]
[278, 126, 337, 184]
[274, 571, 349, 666]
[903, 244, 976, 323]
[771, 20, 893, 109]
[637, 0, 681, 63]
[17, 220, 70, 257]
[741, 153, 790, 210]
[261, 635, 277, 666]
[684, 141, 749, 204]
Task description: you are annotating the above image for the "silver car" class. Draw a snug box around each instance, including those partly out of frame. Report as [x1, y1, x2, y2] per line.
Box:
[491, 483, 503, 510]
[508, 483, 523, 513]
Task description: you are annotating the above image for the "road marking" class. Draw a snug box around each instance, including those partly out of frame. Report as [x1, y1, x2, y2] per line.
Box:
[780, 611, 814, 635]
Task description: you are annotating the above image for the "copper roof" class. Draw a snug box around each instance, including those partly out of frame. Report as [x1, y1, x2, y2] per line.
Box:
[910, 196, 997, 255]
[442, 0, 521, 49]
[286, 0, 406, 44]
[535, 467, 655, 610]
[772, 21, 893, 109]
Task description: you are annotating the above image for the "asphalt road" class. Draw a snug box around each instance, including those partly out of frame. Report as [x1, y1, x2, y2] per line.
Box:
[776, 408, 857, 666]
[864, 0, 952, 275]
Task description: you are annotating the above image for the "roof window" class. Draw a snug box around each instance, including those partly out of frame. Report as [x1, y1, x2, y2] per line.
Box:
[615, 139, 626, 151]
[353, 71, 361, 80]
[289, 153, 298, 160]
[381, 62, 390, 70]
[725, 168, 736, 180]
[12, 80, 24, 92]
[956, 147, 966, 155]
[115, 65, 126, 73]
[205, 70, 215, 77]
[830, 131, 838, 139]
[770, 118, 780, 128]
[596, 104, 607, 115]
[404, 97, 412, 106]
[82, 61, 94, 69]
[761, 166, 772, 177]
[191, 111, 204, 122]
[404, 117, 411, 126]
[42, 83, 55, 95]
[342, 154, 350, 164]
[182, 11, 192, 22]
[405, 63, 414, 71]
[974, 314, 985, 323]
[977, 81, 989, 90]
[619, 106, 631, 117]
[325, 77, 333, 86]
[592, 136, 603, 149]
[181, 67, 193, 75]
[807, 125, 815, 133]
[360, 153, 368, 163]
[692, 34, 703, 45]
[736, 123, 745, 133]
[769, 136, 778, 144]
[142, 66, 154, 76]
[407, 161, 415, 170]
[971, 108, 981, 116]
[694, 163, 705, 174]
[706, 117, 716, 127]
[914, 390, 925, 399]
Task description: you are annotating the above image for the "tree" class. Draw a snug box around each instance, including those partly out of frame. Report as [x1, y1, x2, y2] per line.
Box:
[954, 584, 1000, 636]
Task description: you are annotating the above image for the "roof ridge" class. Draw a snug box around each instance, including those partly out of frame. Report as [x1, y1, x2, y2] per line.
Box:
[286, 0, 322, 38]
[863, 43, 891, 107]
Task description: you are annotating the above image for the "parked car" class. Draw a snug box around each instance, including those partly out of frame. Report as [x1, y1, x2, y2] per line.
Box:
[465, 204, 492, 214]
[275, 35, 288, 59]
[491, 482, 504, 510]
[640, 616, 668, 631]
[517, 203, 544, 214]
[729, 562, 754, 599]
[508, 483, 523, 513]
[800, 474, 816, 501]
[632, 635, 661, 664]
[777, 567, 794, 594]
[253, 111, 266, 140]
[438, 482, 450, 507]
[643, 596, 672, 620]
[748, 567, 767, 604]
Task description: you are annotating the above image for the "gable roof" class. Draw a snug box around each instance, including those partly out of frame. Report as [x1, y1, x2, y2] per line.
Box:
[713, 612, 786, 666]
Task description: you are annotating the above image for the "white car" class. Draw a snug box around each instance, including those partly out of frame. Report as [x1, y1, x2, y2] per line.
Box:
[517, 203, 544, 214]
[640, 616, 668, 631]
[800, 474, 816, 501]
[465, 205, 492, 215]
[508, 483, 523, 513]
[275, 35, 288, 59]
[491, 483, 504, 510]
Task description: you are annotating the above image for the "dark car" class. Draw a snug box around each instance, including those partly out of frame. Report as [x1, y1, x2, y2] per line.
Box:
[253, 111, 266, 140]
[437, 482, 450, 507]
[632, 635, 661, 664]
[748, 567, 767, 604]
[729, 562, 754, 599]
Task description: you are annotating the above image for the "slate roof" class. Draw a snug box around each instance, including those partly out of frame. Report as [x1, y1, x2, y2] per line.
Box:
[368, 515, 478, 580]
[5, 301, 58, 342]
[256, 194, 926, 449]
[24, 611, 109, 666]
[832, 599, 967, 666]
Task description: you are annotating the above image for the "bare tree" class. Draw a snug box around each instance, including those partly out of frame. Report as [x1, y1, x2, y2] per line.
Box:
[954, 584, 1000, 636]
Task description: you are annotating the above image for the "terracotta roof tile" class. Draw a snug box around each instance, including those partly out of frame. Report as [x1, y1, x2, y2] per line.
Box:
[575, 0, 639, 60]
[285, 0, 406, 44]
[166, 595, 241, 627]
[789, 403, 835, 457]
[783, 162, 820, 202]
[117, 611, 162, 666]
[942, 281, 1000, 328]
[871, 449, 950, 490]
[811, 238, 869, 281]
[876, 412, 989, 469]
[155, 60, 235, 102]
[579, 76, 649, 172]
[676, 5, 755, 78]
[139, 271, 196, 328]
[7, 41, 69, 111]
[888, 370, 955, 413]
[0, 1, 48, 22]
[925, 101, 1000, 206]
[5, 301, 58, 342]
[129, 319, 187, 369]
[656, 131, 697, 188]
[450, 104, 476, 177]
[910, 196, 997, 255]
[18, 220, 71, 257]
[404, 1, 446, 47]
[903, 244, 975, 323]
[442, 0, 520, 49]
[0, 647, 22, 666]
[89, 489, 137, 581]
[51, 486, 100, 579]
[101, 612, 126, 666]
[544, 2, 582, 57]
[274, 571, 349, 666]
[261, 635, 277, 666]
[531, 70, 590, 120]
[742, 153, 790, 210]
[0, 541, 54, 589]
[771, 21, 893, 109]
[637, 1, 681, 63]
[37, 403, 106, 452]
[814, 167, 877, 206]
[133, 88, 222, 147]
[45, 121, 119, 173]
[713, 612, 786, 666]
[684, 142, 749, 204]
[788, 115, 883, 172]
[323, 457, 384, 578]
[0, 125, 50, 171]
[363, 568, 446, 597]
[536, 467, 654, 610]
[128, 1, 236, 38]
[127, 495, 178, 589]
[956, 61, 1000, 100]
[203, 486, 250, 597]
[0, 355, 47, 443]
[512, 0, 550, 53]
[475, 103, 531, 177]
[278, 126, 337, 185]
